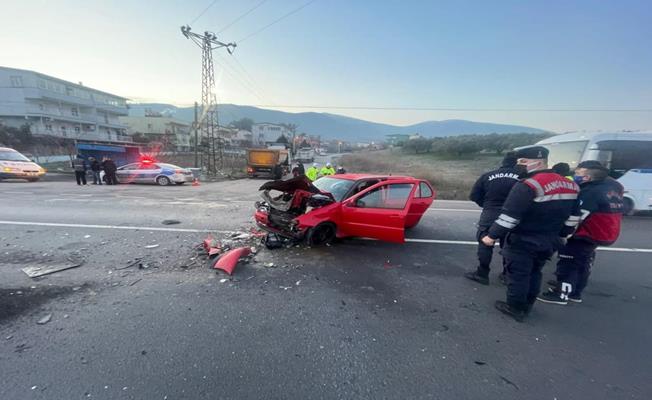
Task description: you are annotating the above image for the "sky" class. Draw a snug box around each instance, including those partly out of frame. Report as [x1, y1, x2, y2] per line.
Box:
[2, 0, 651, 132]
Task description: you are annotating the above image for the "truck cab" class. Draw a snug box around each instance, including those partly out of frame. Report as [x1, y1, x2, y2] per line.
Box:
[246, 148, 290, 179]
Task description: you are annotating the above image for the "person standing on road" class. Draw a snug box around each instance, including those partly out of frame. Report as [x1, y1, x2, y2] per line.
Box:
[336, 165, 346, 174]
[320, 162, 335, 177]
[538, 160, 624, 305]
[72, 154, 88, 186]
[482, 146, 581, 322]
[89, 157, 102, 185]
[465, 151, 522, 285]
[295, 160, 305, 176]
[306, 163, 319, 181]
[102, 156, 118, 185]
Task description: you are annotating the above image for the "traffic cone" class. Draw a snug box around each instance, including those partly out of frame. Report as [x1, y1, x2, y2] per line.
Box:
[192, 177, 200, 186]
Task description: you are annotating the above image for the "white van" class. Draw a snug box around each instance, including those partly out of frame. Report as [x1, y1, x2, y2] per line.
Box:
[0, 147, 46, 182]
[533, 131, 652, 214]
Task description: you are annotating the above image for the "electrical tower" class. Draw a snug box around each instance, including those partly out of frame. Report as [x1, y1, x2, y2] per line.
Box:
[181, 25, 236, 174]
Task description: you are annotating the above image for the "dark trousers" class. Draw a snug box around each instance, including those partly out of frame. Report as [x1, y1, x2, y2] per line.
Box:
[105, 172, 117, 185]
[91, 171, 102, 185]
[554, 238, 597, 298]
[476, 227, 506, 277]
[501, 234, 557, 311]
[75, 171, 87, 185]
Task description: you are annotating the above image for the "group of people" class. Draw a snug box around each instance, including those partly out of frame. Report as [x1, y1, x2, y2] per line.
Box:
[71, 154, 118, 186]
[465, 146, 624, 322]
[293, 161, 346, 180]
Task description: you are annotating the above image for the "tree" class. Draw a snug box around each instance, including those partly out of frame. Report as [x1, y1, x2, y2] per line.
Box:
[230, 118, 254, 132]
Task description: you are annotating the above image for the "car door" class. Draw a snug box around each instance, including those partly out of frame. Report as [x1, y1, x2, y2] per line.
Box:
[141, 163, 163, 183]
[406, 181, 436, 228]
[116, 163, 137, 183]
[338, 180, 417, 243]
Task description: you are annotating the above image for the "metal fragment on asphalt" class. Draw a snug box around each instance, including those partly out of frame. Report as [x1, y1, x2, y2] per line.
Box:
[161, 220, 181, 225]
[37, 314, 52, 325]
[144, 244, 160, 249]
[22, 260, 85, 278]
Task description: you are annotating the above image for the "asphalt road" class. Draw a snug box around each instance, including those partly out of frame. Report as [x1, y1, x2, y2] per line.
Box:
[1, 179, 651, 400]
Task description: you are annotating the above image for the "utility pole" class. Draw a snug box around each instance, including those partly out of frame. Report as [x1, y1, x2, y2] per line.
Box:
[193, 101, 199, 168]
[181, 25, 236, 175]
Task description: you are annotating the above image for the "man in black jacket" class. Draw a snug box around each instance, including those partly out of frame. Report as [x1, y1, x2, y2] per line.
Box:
[538, 160, 624, 305]
[89, 157, 102, 185]
[482, 146, 581, 321]
[102, 157, 118, 185]
[465, 152, 521, 285]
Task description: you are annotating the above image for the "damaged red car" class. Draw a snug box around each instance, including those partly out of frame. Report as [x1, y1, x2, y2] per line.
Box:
[254, 174, 436, 245]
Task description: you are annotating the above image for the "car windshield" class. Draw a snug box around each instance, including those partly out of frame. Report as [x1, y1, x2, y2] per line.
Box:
[312, 177, 355, 201]
[0, 150, 30, 162]
[542, 140, 589, 170]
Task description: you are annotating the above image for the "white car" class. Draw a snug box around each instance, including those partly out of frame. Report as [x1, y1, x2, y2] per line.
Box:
[0, 147, 46, 182]
[618, 169, 652, 215]
[113, 161, 193, 186]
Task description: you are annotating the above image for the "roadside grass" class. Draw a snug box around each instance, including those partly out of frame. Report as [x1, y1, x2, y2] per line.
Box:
[337, 150, 502, 200]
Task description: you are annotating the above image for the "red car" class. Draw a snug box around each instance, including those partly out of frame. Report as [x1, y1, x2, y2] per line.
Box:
[254, 174, 436, 245]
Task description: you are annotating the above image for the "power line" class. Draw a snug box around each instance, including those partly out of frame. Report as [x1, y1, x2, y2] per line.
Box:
[189, 0, 221, 25]
[214, 53, 268, 103]
[238, 0, 319, 43]
[217, 0, 268, 34]
[229, 54, 276, 104]
[247, 104, 652, 113]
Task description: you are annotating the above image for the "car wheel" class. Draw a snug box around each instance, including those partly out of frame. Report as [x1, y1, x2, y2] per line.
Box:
[306, 222, 336, 246]
[623, 197, 635, 216]
[156, 176, 171, 186]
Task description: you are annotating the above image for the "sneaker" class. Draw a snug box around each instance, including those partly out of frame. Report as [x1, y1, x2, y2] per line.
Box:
[464, 271, 489, 286]
[568, 295, 582, 303]
[494, 301, 526, 322]
[537, 291, 568, 305]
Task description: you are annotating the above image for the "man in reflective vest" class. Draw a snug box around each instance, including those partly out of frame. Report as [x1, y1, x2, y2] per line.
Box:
[306, 163, 319, 181]
[319, 162, 335, 177]
[482, 146, 581, 322]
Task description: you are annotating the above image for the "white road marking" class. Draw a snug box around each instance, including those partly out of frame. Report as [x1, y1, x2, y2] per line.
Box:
[3, 191, 34, 195]
[0, 220, 224, 234]
[427, 208, 481, 213]
[1, 220, 650, 253]
[404, 238, 652, 253]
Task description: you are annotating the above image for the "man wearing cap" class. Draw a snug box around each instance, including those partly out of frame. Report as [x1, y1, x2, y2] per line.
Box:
[482, 146, 581, 321]
[538, 160, 624, 305]
[465, 151, 523, 285]
[306, 163, 319, 181]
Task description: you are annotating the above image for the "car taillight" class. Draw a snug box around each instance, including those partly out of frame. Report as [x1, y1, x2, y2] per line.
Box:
[175, 169, 183, 174]
[247, 167, 254, 173]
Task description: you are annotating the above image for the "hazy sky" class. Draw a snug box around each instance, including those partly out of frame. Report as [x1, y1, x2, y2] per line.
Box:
[2, 0, 651, 132]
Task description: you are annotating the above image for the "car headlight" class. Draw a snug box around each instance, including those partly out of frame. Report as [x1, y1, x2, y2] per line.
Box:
[3, 167, 19, 172]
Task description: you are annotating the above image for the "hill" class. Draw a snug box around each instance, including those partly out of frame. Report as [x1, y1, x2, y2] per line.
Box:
[128, 103, 547, 141]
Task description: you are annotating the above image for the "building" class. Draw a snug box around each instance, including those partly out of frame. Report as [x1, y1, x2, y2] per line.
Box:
[385, 134, 410, 146]
[0, 66, 131, 143]
[252, 123, 292, 146]
[119, 115, 192, 151]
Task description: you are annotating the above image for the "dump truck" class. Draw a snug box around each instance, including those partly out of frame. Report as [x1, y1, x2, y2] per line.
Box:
[246, 148, 290, 179]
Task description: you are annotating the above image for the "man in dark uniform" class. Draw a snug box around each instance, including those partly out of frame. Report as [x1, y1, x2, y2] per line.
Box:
[538, 160, 624, 305]
[482, 146, 581, 322]
[465, 151, 522, 285]
[102, 157, 118, 185]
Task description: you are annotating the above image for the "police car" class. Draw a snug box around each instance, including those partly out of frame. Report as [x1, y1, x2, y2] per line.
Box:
[0, 147, 46, 182]
[113, 160, 193, 186]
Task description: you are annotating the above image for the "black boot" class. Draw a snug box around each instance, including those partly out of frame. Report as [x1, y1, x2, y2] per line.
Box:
[494, 300, 526, 322]
[464, 270, 489, 285]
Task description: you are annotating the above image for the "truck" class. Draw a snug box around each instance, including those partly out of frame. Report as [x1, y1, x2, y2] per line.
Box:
[246, 148, 290, 179]
[295, 147, 315, 163]
[75, 141, 142, 167]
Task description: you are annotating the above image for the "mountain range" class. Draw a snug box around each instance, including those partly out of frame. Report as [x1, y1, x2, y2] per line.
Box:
[128, 103, 547, 142]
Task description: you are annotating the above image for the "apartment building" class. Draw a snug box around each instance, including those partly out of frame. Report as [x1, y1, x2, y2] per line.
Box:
[120, 115, 191, 151]
[0, 66, 130, 143]
[251, 123, 292, 146]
